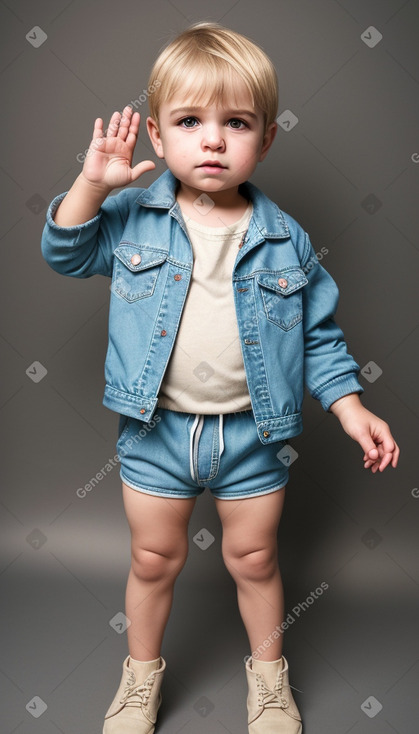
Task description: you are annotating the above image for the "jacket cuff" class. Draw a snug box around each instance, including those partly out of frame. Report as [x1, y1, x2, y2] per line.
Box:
[45, 191, 102, 237]
[313, 373, 364, 412]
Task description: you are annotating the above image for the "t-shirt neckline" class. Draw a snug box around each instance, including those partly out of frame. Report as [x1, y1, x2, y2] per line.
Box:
[179, 200, 253, 236]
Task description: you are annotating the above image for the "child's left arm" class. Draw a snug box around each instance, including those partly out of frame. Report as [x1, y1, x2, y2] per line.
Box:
[329, 393, 400, 472]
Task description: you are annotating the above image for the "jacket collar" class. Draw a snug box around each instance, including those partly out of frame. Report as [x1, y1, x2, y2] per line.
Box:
[135, 168, 290, 239]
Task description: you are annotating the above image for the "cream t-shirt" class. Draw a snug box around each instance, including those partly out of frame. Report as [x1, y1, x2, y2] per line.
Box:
[157, 201, 254, 414]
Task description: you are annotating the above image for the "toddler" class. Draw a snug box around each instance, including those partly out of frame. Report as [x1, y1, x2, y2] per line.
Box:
[41, 21, 399, 734]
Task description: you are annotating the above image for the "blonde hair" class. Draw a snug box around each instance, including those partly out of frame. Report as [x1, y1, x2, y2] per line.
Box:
[147, 21, 278, 137]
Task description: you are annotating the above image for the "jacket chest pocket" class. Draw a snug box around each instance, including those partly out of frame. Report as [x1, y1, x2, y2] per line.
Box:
[257, 268, 308, 331]
[112, 245, 167, 303]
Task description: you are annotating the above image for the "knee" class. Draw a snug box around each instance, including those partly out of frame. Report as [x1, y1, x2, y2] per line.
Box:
[131, 545, 188, 583]
[222, 545, 278, 583]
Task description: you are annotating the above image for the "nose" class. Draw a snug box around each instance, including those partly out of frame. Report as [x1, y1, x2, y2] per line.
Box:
[201, 123, 226, 151]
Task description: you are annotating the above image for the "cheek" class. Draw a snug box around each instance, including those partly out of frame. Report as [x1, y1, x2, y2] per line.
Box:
[236, 141, 260, 166]
[169, 141, 190, 161]
[231, 134, 260, 153]
[166, 132, 191, 153]
[163, 141, 191, 168]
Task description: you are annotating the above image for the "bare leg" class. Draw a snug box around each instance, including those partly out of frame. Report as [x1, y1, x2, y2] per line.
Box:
[214, 488, 286, 661]
[122, 482, 197, 661]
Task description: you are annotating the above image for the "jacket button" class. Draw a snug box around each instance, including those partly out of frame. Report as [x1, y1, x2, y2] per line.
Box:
[174, 274, 182, 281]
[140, 408, 145, 414]
[263, 430, 270, 438]
[277, 278, 288, 288]
[131, 253, 142, 265]
[161, 329, 167, 336]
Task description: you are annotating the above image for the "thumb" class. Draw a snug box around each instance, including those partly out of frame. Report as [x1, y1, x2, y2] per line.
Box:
[356, 432, 379, 460]
[130, 159, 156, 182]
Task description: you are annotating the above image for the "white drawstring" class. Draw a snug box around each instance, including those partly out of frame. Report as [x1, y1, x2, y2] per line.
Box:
[219, 414, 224, 458]
[189, 414, 200, 482]
[189, 413, 224, 482]
[189, 414, 204, 481]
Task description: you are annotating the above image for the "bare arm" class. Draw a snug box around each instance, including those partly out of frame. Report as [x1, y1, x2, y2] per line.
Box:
[53, 173, 113, 226]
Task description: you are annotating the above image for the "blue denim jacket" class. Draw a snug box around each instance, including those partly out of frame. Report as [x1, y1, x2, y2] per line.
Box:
[41, 168, 363, 444]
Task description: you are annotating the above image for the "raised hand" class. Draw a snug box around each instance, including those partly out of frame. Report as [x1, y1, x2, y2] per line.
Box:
[81, 105, 156, 191]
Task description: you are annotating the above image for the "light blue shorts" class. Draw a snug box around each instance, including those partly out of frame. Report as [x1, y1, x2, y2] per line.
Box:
[116, 406, 289, 500]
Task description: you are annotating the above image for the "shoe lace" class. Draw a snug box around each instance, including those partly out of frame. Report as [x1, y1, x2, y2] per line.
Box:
[256, 670, 289, 710]
[119, 669, 155, 708]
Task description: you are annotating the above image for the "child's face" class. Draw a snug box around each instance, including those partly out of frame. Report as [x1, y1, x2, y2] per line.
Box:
[146, 79, 277, 198]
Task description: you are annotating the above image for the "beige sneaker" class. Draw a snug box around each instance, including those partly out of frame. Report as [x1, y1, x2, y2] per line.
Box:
[103, 655, 166, 733]
[245, 655, 302, 733]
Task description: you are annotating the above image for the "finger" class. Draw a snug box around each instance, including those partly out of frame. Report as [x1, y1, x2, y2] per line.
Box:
[372, 442, 389, 471]
[377, 434, 397, 456]
[391, 443, 400, 468]
[92, 118, 104, 140]
[378, 452, 393, 472]
[363, 452, 375, 464]
[375, 436, 398, 471]
[371, 454, 383, 472]
[365, 448, 394, 472]
[126, 111, 141, 148]
[106, 111, 121, 137]
[118, 105, 135, 142]
[364, 457, 380, 470]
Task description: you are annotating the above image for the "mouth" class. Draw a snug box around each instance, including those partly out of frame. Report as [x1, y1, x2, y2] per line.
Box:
[198, 161, 227, 173]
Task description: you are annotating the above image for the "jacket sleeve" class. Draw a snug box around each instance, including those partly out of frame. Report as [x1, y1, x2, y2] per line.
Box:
[300, 232, 364, 411]
[40, 187, 138, 278]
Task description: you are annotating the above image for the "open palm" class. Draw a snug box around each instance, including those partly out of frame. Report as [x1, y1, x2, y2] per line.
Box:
[82, 105, 156, 190]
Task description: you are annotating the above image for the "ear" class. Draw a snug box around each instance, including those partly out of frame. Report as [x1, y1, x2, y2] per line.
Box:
[146, 116, 165, 159]
[259, 122, 278, 162]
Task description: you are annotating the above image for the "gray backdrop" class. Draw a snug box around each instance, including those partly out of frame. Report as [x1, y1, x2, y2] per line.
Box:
[1, 0, 418, 732]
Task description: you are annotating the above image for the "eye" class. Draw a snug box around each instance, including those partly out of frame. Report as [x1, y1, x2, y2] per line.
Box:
[229, 118, 248, 129]
[177, 116, 249, 129]
[178, 116, 198, 128]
